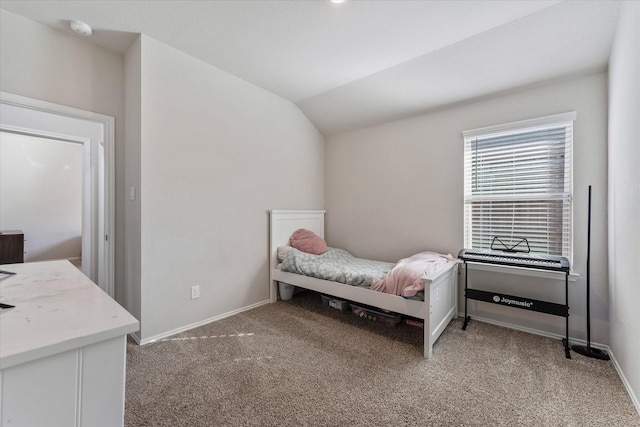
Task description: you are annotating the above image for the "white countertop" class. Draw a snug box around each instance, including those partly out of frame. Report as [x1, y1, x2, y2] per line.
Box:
[0, 261, 139, 369]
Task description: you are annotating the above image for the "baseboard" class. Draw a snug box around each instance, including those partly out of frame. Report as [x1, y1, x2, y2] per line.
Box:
[607, 347, 640, 417]
[139, 300, 270, 345]
[459, 312, 608, 350]
[128, 331, 141, 344]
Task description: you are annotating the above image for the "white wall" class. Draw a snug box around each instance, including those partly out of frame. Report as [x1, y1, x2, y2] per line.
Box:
[326, 72, 609, 343]
[133, 36, 324, 340]
[0, 10, 127, 303]
[0, 11, 325, 342]
[0, 132, 82, 261]
[124, 37, 142, 330]
[608, 0, 640, 411]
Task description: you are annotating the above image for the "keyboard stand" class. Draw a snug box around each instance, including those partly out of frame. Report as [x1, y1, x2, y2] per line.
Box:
[462, 260, 571, 359]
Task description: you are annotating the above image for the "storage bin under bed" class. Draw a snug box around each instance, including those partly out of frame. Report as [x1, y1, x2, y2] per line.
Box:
[350, 303, 402, 326]
[321, 294, 350, 312]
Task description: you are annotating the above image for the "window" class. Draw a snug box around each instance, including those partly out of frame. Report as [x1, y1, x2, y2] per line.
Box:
[463, 112, 575, 259]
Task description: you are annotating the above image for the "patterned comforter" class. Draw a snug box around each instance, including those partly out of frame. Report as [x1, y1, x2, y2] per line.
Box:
[280, 247, 395, 288]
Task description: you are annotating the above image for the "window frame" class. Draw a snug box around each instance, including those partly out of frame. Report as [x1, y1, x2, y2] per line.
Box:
[463, 112, 576, 262]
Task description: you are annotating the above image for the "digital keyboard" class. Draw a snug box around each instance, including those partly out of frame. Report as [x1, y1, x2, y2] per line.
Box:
[458, 249, 570, 272]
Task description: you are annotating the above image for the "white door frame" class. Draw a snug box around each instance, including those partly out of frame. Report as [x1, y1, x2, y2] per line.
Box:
[0, 91, 115, 297]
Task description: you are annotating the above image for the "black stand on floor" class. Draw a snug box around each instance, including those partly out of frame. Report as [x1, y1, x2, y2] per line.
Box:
[571, 185, 610, 361]
[462, 260, 571, 358]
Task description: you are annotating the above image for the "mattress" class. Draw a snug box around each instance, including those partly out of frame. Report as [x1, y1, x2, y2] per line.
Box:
[280, 247, 394, 288]
[279, 246, 426, 301]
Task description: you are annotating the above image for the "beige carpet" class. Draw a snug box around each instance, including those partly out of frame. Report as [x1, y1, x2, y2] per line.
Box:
[125, 290, 639, 426]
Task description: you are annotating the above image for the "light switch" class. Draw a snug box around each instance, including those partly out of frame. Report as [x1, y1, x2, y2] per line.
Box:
[129, 186, 136, 201]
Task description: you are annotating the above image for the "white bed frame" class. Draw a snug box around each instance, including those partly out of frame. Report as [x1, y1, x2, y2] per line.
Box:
[269, 210, 458, 358]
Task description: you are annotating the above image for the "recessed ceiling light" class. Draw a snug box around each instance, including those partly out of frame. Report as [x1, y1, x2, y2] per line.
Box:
[70, 20, 92, 36]
[330, 0, 346, 4]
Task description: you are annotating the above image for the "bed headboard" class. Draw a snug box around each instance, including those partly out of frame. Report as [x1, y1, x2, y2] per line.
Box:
[269, 210, 325, 270]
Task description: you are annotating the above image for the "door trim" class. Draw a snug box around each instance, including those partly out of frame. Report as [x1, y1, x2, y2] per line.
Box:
[0, 91, 115, 298]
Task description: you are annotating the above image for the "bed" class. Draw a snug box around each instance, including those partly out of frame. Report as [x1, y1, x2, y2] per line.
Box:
[269, 210, 459, 358]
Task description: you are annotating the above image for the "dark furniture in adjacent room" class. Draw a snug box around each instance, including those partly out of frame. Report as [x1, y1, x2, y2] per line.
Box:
[0, 231, 24, 264]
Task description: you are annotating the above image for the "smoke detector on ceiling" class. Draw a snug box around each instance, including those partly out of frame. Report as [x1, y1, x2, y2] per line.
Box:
[70, 20, 92, 36]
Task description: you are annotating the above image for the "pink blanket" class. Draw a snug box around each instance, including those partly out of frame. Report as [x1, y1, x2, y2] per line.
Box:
[371, 252, 455, 297]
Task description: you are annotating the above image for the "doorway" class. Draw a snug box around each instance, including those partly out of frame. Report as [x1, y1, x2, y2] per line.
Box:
[0, 92, 114, 297]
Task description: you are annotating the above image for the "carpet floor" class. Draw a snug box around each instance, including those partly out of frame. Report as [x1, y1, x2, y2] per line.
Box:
[125, 290, 639, 426]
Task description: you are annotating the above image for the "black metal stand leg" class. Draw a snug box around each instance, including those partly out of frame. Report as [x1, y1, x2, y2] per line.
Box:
[462, 261, 470, 330]
[564, 272, 571, 359]
[463, 317, 471, 330]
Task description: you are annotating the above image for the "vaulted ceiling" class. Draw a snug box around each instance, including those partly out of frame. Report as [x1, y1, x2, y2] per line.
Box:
[0, 1, 621, 135]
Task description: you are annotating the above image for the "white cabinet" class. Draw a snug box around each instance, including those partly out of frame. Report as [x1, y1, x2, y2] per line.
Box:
[0, 261, 139, 427]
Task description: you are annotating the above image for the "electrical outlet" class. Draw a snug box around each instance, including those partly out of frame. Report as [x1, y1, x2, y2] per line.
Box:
[191, 285, 200, 300]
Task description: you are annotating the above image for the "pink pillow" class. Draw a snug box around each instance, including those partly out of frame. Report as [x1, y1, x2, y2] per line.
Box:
[289, 229, 327, 255]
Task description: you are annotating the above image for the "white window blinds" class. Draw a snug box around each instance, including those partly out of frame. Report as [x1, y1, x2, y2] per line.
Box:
[463, 112, 575, 258]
